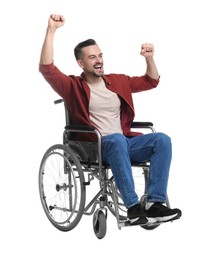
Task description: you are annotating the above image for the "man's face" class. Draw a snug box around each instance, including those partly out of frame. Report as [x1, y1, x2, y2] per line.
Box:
[77, 45, 104, 77]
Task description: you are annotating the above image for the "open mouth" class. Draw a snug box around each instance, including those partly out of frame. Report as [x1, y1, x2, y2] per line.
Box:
[94, 64, 102, 70]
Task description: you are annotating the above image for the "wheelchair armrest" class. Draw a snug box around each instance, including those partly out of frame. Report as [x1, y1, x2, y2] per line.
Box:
[65, 125, 96, 132]
[65, 122, 154, 132]
[131, 122, 153, 128]
[131, 121, 155, 133]
[54, 99, 64, 104]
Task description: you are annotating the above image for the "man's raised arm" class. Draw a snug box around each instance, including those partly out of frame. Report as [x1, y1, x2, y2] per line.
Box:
[40, 14, 65, 65]
[140, 43, 160, 80]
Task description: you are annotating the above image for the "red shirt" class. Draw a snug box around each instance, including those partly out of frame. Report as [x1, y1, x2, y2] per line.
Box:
[39, 63, 159, 141]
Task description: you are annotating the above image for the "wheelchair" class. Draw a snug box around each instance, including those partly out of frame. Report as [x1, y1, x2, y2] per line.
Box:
[38, 99, 171, 239]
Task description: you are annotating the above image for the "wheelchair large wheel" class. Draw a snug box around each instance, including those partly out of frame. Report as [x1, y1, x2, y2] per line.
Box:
[39, 144, 86, 232]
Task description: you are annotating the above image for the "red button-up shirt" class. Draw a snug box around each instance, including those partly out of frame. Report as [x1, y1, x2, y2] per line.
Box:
[39, 63, 159, 141]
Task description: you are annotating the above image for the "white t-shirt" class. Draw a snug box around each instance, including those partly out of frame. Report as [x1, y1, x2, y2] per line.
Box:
[87, 79, 123, 136]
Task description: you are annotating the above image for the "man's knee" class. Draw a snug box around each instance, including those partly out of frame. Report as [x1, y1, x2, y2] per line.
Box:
[155, 133, 171, 149]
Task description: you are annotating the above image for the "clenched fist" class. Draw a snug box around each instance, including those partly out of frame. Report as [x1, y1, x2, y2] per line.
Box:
[48, 14, 65, 30]
[140, 43, 154, 58]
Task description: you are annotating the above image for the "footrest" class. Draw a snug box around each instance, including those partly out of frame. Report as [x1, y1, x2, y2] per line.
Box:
[118, 219, 163, 228]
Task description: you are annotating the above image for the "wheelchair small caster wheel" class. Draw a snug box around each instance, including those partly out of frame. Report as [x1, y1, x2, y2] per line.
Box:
[93, 209, 107, 239]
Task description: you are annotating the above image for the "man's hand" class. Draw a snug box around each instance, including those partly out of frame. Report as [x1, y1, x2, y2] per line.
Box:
[48, 14, 65, 31]
[140, 43, 154, 59]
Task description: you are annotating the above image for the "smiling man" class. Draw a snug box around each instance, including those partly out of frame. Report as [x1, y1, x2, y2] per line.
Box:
[39, 14, 182, 225]
[75, 41, 104, 82]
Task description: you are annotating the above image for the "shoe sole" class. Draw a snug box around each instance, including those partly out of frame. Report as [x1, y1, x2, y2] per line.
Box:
[148, 213, 180, 223]
[129, 216, 148, 225]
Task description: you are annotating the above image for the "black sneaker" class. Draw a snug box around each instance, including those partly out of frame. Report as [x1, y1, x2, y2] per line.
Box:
[127, 203, 148, 225]
[145, 202, 182, 223]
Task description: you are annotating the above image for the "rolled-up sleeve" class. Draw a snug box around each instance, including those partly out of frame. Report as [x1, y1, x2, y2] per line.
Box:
[39, 62, 71, 99]
[130, 74, 160, 93]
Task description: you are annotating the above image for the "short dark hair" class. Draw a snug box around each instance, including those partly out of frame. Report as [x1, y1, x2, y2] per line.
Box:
[74, 39, 97, 60]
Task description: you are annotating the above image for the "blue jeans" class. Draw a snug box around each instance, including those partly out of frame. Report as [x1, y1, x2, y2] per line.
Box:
[102, 133, 172, 208]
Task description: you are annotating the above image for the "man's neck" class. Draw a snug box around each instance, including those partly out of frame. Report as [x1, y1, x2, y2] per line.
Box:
[84, 74, 103, 85]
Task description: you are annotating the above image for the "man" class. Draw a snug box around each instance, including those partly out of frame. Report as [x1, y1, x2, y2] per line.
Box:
[39, 14, 182, 225]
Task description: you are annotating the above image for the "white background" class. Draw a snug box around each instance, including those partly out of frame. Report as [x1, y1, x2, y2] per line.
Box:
[1, 0, 214, 259]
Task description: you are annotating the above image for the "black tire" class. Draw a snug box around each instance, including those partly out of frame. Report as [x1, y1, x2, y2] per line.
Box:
[93, 210, 107, 239]
[39, 144, 86, 231]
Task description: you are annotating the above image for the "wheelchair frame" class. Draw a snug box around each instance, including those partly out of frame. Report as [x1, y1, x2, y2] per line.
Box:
[38, 99, 170, 239]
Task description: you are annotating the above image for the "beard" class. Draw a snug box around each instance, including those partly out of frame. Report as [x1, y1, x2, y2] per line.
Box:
[86, 67, 104, 78]
[93, 70, 104, 77]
